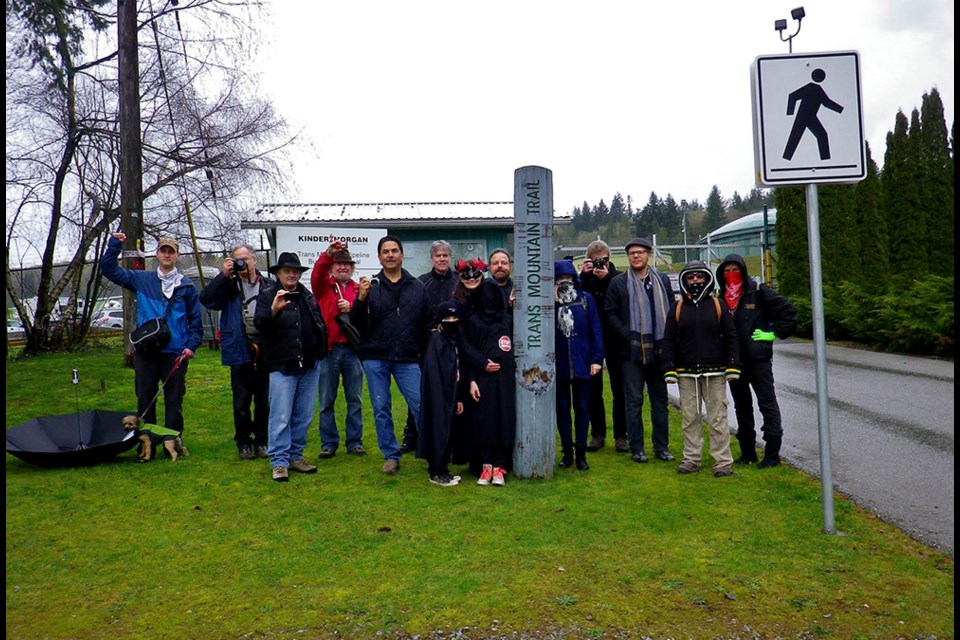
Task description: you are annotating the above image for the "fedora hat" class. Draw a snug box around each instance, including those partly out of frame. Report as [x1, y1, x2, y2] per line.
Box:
[269, 252, 309, 275]
[332, 249, 355, 264]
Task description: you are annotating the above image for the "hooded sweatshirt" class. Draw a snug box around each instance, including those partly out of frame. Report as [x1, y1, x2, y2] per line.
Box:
[715, 254, 798, 363]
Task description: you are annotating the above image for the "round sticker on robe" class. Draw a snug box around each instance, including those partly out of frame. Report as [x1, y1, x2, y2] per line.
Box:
[498, 336, 512, 352]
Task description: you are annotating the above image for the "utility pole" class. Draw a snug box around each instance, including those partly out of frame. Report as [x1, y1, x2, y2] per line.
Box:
[118, 0, 145, 366]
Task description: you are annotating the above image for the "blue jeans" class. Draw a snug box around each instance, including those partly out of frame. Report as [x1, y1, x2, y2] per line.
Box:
[267, 362, 321, 468]
[318, 344, 364, 452]
[362, 360, 422, 462]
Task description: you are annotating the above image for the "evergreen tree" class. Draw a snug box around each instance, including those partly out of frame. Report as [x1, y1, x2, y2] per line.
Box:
[704, 185, 726, 234]
[817, 183, 860, 286]
[593, 199, 610, 226]
[626, 194, 635, 220]
[773, 186, 808, 298]
[574, 200, 593, 231]
[901, 108, 929, 274]
[662, 194, 682, 244]
[730, 191, 744, 211]
[609, 192, 626, 222]
[881, 111, 919, 272]
[855, 142, 889, 282]
[635, 192, 661, 239]
[919, 88, 954, 272]
[744, 188, 773, 211]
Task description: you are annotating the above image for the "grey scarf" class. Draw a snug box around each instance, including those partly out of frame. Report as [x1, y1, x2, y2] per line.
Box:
[626, 267, 669, 363]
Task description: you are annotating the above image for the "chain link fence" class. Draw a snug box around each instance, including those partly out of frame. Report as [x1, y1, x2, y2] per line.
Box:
[6, 250, 273, 344]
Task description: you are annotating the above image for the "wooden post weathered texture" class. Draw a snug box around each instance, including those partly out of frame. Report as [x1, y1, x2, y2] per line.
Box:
[511, 166, 555, 478]
[118, 0, 145, 366]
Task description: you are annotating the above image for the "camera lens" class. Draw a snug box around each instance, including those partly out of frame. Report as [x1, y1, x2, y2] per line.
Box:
[234, 258, 247, 272]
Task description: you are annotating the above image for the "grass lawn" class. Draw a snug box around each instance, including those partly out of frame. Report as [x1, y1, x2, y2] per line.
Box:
[5, 343, 954, 640]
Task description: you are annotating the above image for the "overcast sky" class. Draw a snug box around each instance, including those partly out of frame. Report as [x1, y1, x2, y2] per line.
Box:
[255, 0, 954, 214]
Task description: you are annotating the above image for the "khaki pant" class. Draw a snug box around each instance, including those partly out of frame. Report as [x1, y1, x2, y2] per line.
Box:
[677, 375, 733, 471]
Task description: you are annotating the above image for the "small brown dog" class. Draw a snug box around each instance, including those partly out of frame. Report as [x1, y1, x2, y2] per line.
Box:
[122, 415, 189, 462]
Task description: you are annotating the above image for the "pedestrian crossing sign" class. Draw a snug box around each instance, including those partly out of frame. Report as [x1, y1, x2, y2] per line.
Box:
[751, 50, 866, 186]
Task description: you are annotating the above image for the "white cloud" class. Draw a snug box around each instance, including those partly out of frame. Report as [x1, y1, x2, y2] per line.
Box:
[256, 0, 954, 213]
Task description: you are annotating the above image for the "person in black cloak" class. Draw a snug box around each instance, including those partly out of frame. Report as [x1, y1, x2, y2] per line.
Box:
[452, 258, 516, 487]
[416, 299, 470, 487]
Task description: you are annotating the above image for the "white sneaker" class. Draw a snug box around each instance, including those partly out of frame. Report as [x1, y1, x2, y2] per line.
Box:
[477, 464, 493, 485]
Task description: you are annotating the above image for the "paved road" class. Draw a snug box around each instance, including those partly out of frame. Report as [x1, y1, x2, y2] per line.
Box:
[728, 341, 954, 557]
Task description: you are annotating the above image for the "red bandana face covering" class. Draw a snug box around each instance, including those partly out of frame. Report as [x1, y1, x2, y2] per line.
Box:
[723, 270, 743, 310]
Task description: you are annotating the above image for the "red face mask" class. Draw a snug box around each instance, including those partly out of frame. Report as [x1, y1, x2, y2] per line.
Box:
[723, 270, 743, 309]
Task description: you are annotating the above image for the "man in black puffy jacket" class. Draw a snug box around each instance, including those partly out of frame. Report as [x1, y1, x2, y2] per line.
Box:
[350, 235, 432, 475]
[716, 254, 798, 468]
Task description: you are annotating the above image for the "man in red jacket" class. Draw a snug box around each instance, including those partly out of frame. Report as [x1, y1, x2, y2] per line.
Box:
[311, 242, 365, 458]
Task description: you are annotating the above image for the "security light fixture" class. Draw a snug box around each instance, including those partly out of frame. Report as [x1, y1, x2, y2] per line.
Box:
[775, 6, 805, 53]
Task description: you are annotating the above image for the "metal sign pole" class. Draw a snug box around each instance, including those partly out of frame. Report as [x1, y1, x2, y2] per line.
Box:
[805, 183, 836, 533]
[512, 166, 556, 478]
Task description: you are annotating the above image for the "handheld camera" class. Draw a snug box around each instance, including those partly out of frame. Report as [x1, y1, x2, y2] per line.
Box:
[232, 257, 247, 277]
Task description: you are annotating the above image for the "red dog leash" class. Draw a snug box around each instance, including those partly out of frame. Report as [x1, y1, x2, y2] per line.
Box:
[137, 353, 186, 422]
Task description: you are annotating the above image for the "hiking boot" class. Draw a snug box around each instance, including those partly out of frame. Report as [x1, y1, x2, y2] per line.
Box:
[713, 466, 735, 478]
[632, 450, 649, 463]
[477, 464, 494, 485]
[382, 459, 400, 474]
[289, 459, 318, 474]
[758, 455, 781, 469]
[585, 437, 605, 452]
[429, 474, 460, 487]
[735, 453, 758, 465]
[348, 446, 367, 456]
[677, 461, 701, 474]
[614, 437, 630, 453]
[492, 467, 507, 486]
[272, 466, 289, 482]
[655, 450, 675, 462]
[238, 445, 255, 461]
[317, 448, 335, 460]
[255, 444, 269, 459]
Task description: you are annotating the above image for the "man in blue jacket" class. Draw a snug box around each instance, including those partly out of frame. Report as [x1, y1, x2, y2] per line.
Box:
[101, 233, 203, 435]
[200, 244, 270, 460]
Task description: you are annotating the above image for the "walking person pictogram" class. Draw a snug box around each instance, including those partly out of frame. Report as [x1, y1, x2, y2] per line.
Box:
[782, 68, 844, 161]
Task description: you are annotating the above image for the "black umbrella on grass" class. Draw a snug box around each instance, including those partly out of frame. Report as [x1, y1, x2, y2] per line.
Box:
[6, 410, 138, 467]
[5, 368, 137, 467]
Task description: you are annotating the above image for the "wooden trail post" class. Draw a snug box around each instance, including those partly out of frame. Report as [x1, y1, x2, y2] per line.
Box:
[511, 166, 555, 478]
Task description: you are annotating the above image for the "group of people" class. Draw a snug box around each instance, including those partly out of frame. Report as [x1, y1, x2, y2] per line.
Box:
[568, 237, 798, 477]
[100, 230, 796, 486]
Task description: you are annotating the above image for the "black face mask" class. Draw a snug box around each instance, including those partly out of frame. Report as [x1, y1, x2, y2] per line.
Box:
[441, 320, 459, 336]
[686, 281, 708, 299]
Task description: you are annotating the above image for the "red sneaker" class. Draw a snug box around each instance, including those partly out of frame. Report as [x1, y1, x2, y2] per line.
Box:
[492, 467, 506, 486]
[477, 464, 493, 486]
